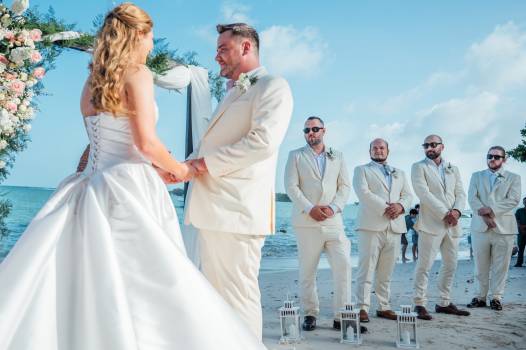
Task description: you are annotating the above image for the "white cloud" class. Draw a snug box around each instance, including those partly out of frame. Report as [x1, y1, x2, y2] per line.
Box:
[329, 22, 526, 201]
[221, 1, 253, 24]
[261, 25, 327, 77]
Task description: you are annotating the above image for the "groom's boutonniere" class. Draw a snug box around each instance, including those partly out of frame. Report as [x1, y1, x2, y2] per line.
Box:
[496, 173, 505, 183]
[390, 168, 399, 179]
[235, 73, 258, 93]
[326, 147, 335, 160]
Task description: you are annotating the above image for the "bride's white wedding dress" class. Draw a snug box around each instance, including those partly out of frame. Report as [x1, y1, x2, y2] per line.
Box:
[0, 109, 266, 350]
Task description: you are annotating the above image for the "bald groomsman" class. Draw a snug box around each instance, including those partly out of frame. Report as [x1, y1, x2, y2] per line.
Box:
[353, 139, 413, 322]
[467, 146, 521, 311]
[285, 116, 352, 332]
[411, 134, 470, 320]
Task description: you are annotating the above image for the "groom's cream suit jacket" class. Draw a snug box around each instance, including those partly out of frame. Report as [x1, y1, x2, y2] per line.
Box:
[353, 162, 413, 233]
[185, 67, 293, 236]
[411, 159, 466, 237]
[284, 146, 350, 228]
[468, 169, 521, 234]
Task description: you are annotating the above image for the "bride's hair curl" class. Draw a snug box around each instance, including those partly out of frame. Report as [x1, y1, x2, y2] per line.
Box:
[90, 3, 153, 116]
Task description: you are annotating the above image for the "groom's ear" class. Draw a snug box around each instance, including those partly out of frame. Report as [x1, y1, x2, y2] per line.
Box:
[241, 40, 252, 56]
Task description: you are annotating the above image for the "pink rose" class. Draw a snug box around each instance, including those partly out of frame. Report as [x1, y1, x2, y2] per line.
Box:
[4, 31, 15, 41]
[9, 80, 25, 95]
[33, 67, 45, 79]
[29, 29, 42, 42]
[30, 50, 42, 63]
[4, 73, 16, 81]
[6, 101, 17, 112]
[0, 55, 8, 65]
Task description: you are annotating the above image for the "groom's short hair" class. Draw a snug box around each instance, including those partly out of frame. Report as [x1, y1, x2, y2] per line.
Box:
[217, 23, 259, 52]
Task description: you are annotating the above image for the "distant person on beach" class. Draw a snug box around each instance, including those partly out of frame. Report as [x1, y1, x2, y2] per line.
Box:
[411, 134, 470, 320]
[284, 116, 351, 332]
[353, 138, 413, 323]
[467, 146, 521, 311]
[285, 116, 351, 331]
[515, 197, 526, 267]
[405, 209, 418, 261]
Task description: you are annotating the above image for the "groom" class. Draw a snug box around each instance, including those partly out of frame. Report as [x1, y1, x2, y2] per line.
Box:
[184, 23, 293, 339]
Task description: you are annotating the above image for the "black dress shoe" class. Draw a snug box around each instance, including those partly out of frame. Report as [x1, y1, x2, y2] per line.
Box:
[435, 303, 470, 316]
[467, 297, 487, 308]
[302, 316, 316, 331]
[490, 299, 503, 311]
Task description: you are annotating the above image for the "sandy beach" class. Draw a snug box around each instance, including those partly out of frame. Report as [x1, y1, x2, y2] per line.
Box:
[261, 257, 526, 350]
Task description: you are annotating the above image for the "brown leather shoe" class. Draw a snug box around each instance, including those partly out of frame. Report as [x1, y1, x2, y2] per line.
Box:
[359, 309, 370, 323]
[414, 305, 432, 320]
[376, 309, 397, 320]
[435, 303, 470, 316]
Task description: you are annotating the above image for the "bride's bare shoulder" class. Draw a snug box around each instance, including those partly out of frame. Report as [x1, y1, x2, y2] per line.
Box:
[124, 64, 153, 86]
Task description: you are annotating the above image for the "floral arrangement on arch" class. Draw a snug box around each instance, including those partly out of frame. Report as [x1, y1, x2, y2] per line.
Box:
[0, 0, 44, 175]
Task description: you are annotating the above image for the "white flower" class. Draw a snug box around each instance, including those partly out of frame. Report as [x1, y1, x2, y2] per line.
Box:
[0, 139, 7, 150]
[0, 109, 13, 131]
[11, 0, 29, 16]
[19, 72, 27, 81]
[18, 104, 26, 112]
[234, 73, 258, 93]
[9, 46, 31, 64]
[0, 63, 5, 74]
[1, 14, 11, 26]
[0, 160, 6, 169]
[22, 123, 31, 133]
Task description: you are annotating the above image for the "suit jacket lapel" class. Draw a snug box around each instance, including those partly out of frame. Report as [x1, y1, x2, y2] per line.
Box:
[367, 162, 389, 191]
[203, 87, 243, 137]
[425, 161, 446, 191]
[302, 146, 322, 180]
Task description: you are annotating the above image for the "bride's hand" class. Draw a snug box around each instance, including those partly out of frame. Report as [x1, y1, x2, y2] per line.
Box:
[155, 167, 178, 184]
[175, 161, 197, 183]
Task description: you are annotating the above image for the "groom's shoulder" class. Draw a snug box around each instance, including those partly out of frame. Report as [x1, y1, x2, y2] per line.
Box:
[258, 73, 290, 91]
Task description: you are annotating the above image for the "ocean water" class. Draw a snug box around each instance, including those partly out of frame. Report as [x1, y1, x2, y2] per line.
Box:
[0, 185, 472, 271]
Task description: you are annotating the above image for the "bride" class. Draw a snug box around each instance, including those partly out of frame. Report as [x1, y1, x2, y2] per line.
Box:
[0, 3, 266, 349]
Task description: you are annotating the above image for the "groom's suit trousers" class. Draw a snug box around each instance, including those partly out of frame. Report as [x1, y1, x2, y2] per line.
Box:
[198, 229, 265, 340]
[295, 226, 351, 319]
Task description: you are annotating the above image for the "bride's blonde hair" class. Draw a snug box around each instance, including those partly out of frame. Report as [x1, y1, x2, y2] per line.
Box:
[90, 3, 153, 116]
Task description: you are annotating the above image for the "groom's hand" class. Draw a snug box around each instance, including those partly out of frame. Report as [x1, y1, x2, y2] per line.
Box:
[309, 206, 328, 221]
[188, 158, 208, 175]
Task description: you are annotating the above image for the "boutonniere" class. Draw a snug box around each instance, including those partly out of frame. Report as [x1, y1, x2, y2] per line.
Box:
[390, 168, 399, 179]
[496, 173, 505, 183]
[445, 162, 454, 174]
[235, 73, 258, 93]
[326, 147, 335, 160]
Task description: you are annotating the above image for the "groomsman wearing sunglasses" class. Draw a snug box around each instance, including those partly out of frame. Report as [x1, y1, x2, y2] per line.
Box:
[284, 116, 352, 332]
[353, 139, 413, 323]
[466, 146, 521, 311]
[411, 134, 470, 320]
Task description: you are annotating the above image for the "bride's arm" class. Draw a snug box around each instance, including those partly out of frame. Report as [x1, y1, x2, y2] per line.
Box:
[125, 65, 193, 181]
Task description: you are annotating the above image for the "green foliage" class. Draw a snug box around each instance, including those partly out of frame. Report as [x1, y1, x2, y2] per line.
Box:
[509, 123, 526, 163]
[0, 198, 11, 238]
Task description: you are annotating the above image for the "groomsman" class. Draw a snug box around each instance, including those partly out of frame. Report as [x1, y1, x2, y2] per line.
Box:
[411, 134, 470, 320]
[467, 146, 521, 310]
[353, 139, 413, 322]
[285, 116, 351, 331]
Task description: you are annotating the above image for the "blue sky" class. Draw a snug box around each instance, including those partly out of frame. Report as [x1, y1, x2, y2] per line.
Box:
[4, 0, 526, 200]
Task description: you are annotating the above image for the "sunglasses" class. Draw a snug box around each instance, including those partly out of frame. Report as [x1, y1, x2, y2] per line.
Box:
[422, 142, 442, 149]
[487, 154, 505, 160]
[303, 127, 324, 134]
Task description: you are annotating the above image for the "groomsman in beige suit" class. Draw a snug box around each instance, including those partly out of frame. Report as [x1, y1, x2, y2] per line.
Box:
[353, 139, 413, 322]
[185, 23, 293, 340]
[411, 134, 470, 320]
[284, 116, 351, 332]
[466, 146, 521, 311]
